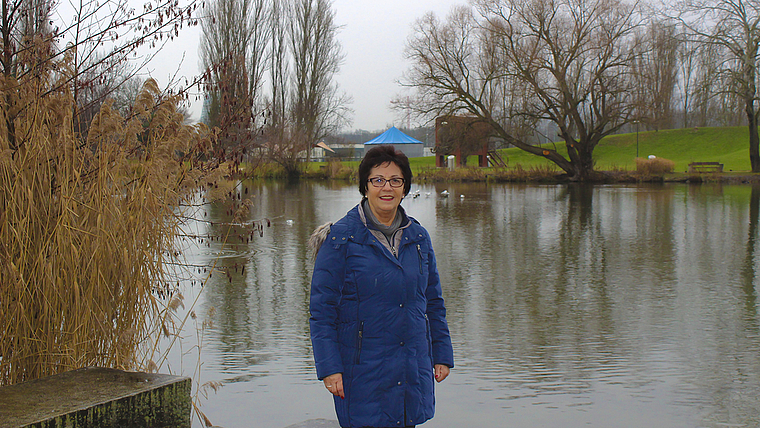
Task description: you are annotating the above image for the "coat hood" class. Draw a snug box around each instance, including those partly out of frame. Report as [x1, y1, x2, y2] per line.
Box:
[307, 221, 333, 260]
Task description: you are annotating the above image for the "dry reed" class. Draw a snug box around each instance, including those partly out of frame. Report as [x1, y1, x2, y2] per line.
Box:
[635, 157, 675, 175]
[0, 52, 227, 386]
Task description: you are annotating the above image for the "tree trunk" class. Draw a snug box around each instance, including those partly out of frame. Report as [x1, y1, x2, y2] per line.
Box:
[2, 1, 17, 151]
[577, 156, 595, 180]
[569, 146, 595, 180]
[749, 100, 760, 172]
[563, 134, 595, 181]
[746, 46, 760, 172]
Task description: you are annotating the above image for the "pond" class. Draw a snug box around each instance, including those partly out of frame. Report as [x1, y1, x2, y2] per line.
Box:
[166, 181, 760, 428]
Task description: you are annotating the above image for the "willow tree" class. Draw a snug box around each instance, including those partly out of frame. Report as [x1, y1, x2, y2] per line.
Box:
[403, 0, 643, 180]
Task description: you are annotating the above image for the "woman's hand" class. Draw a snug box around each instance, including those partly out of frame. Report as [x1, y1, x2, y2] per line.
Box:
[323, 373, 344, 398]
[434, 364, 450, 382]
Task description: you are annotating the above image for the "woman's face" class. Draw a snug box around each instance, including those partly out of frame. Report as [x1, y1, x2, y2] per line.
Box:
[366, 161, 405, 222]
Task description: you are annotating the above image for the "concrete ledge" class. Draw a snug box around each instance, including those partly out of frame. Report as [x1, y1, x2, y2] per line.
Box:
[0, 367, 191, 428]
[284, 420, 340, 428]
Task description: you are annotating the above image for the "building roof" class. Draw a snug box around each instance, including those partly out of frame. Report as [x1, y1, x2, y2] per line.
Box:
[364, 126, 423, 145]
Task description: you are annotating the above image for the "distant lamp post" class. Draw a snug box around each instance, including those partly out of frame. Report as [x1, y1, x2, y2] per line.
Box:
[633, 120, 640, 158]
[436, 120, 450, 168]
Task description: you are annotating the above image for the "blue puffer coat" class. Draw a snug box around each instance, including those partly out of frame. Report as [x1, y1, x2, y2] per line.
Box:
[309, 204, 454, 428]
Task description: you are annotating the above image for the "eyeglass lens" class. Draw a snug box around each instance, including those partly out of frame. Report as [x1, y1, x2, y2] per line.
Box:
[370, 178, 403, 187]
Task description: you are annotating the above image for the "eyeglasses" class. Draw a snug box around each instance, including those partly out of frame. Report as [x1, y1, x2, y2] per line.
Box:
[368, 177, 405, 188]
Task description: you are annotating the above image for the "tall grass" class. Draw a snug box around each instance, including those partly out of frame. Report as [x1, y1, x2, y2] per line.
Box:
[635, 156, 676, 175]
[0, 53, 225, 386]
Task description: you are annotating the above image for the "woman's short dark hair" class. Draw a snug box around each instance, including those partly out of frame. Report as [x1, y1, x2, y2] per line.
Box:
[358, 145, 413, 196]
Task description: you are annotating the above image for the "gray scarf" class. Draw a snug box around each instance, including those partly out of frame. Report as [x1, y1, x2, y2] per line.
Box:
[362, 198, 402, 245]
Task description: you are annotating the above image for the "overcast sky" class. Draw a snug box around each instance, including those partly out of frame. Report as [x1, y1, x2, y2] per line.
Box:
[330, 0, 463, 131]
[139, 0, 464, 132]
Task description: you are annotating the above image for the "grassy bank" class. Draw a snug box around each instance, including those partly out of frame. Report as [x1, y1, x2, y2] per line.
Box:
[260, 126, 760, 182]
[501, 126, 751, 173]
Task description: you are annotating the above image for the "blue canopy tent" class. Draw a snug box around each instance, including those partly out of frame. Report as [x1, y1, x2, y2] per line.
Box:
[363, 127, 425, 158]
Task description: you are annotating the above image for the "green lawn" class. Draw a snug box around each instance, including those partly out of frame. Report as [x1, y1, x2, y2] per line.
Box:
[491, 126, 752, 172]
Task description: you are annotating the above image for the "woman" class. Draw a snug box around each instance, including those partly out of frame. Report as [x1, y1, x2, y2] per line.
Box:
[309, 145, 454, 428]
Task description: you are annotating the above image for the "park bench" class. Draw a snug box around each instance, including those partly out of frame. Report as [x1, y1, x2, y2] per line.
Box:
[688, 162, 724, 173]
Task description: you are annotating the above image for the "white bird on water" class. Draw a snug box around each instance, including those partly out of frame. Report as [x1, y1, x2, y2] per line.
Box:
[440, 190, 449, 197]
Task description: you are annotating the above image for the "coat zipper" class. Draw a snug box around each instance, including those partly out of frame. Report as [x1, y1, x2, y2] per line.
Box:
[416, 244, 423, 274]
[390, 230, 398, 258]
[424, 313, 433, 364]
[356, 321, 364, 364]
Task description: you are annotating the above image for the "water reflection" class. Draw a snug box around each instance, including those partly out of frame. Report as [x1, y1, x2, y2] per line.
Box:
[171, 182, 760, 428]
[742, 184, 760, 321]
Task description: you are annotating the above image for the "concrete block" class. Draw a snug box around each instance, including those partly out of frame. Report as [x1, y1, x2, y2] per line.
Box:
[284, 419, 340, 428]
[0, 367, 191, 428]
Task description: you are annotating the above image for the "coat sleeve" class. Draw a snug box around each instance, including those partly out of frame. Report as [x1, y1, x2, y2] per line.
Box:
[309, 227, 348, 380]
[423, 232, 455, 368]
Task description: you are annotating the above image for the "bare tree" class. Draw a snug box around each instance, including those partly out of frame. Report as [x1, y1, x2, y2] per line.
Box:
[20, 0, 54, 46]
[109, 76, 146, 117]
[74, 50, 143, 138]
[677, 35, 700, 128]
[196, 0, 350, 175]
[247, 0, 269, 115]
[632, 19, 681, 130]
[267, 0, 290, 144]
[200, 0, 269, 148]
[1, 0, 53, 78]
[403, 0, 642, 180]
[687, 42, 727, 126]
[669, 0, 760, 171]
[287, 0, 350, 166]
[260, 0, 350, 177]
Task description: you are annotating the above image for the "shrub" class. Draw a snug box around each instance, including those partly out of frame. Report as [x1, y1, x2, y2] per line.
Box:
[327, 160, 355, 180]
[635, 157, 675, 175]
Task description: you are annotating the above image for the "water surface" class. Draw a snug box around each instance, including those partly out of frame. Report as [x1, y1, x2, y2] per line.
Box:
[168, 181, 760, 428]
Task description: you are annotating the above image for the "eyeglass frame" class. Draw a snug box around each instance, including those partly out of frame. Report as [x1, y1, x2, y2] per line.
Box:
[367, 177, 405, 188]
